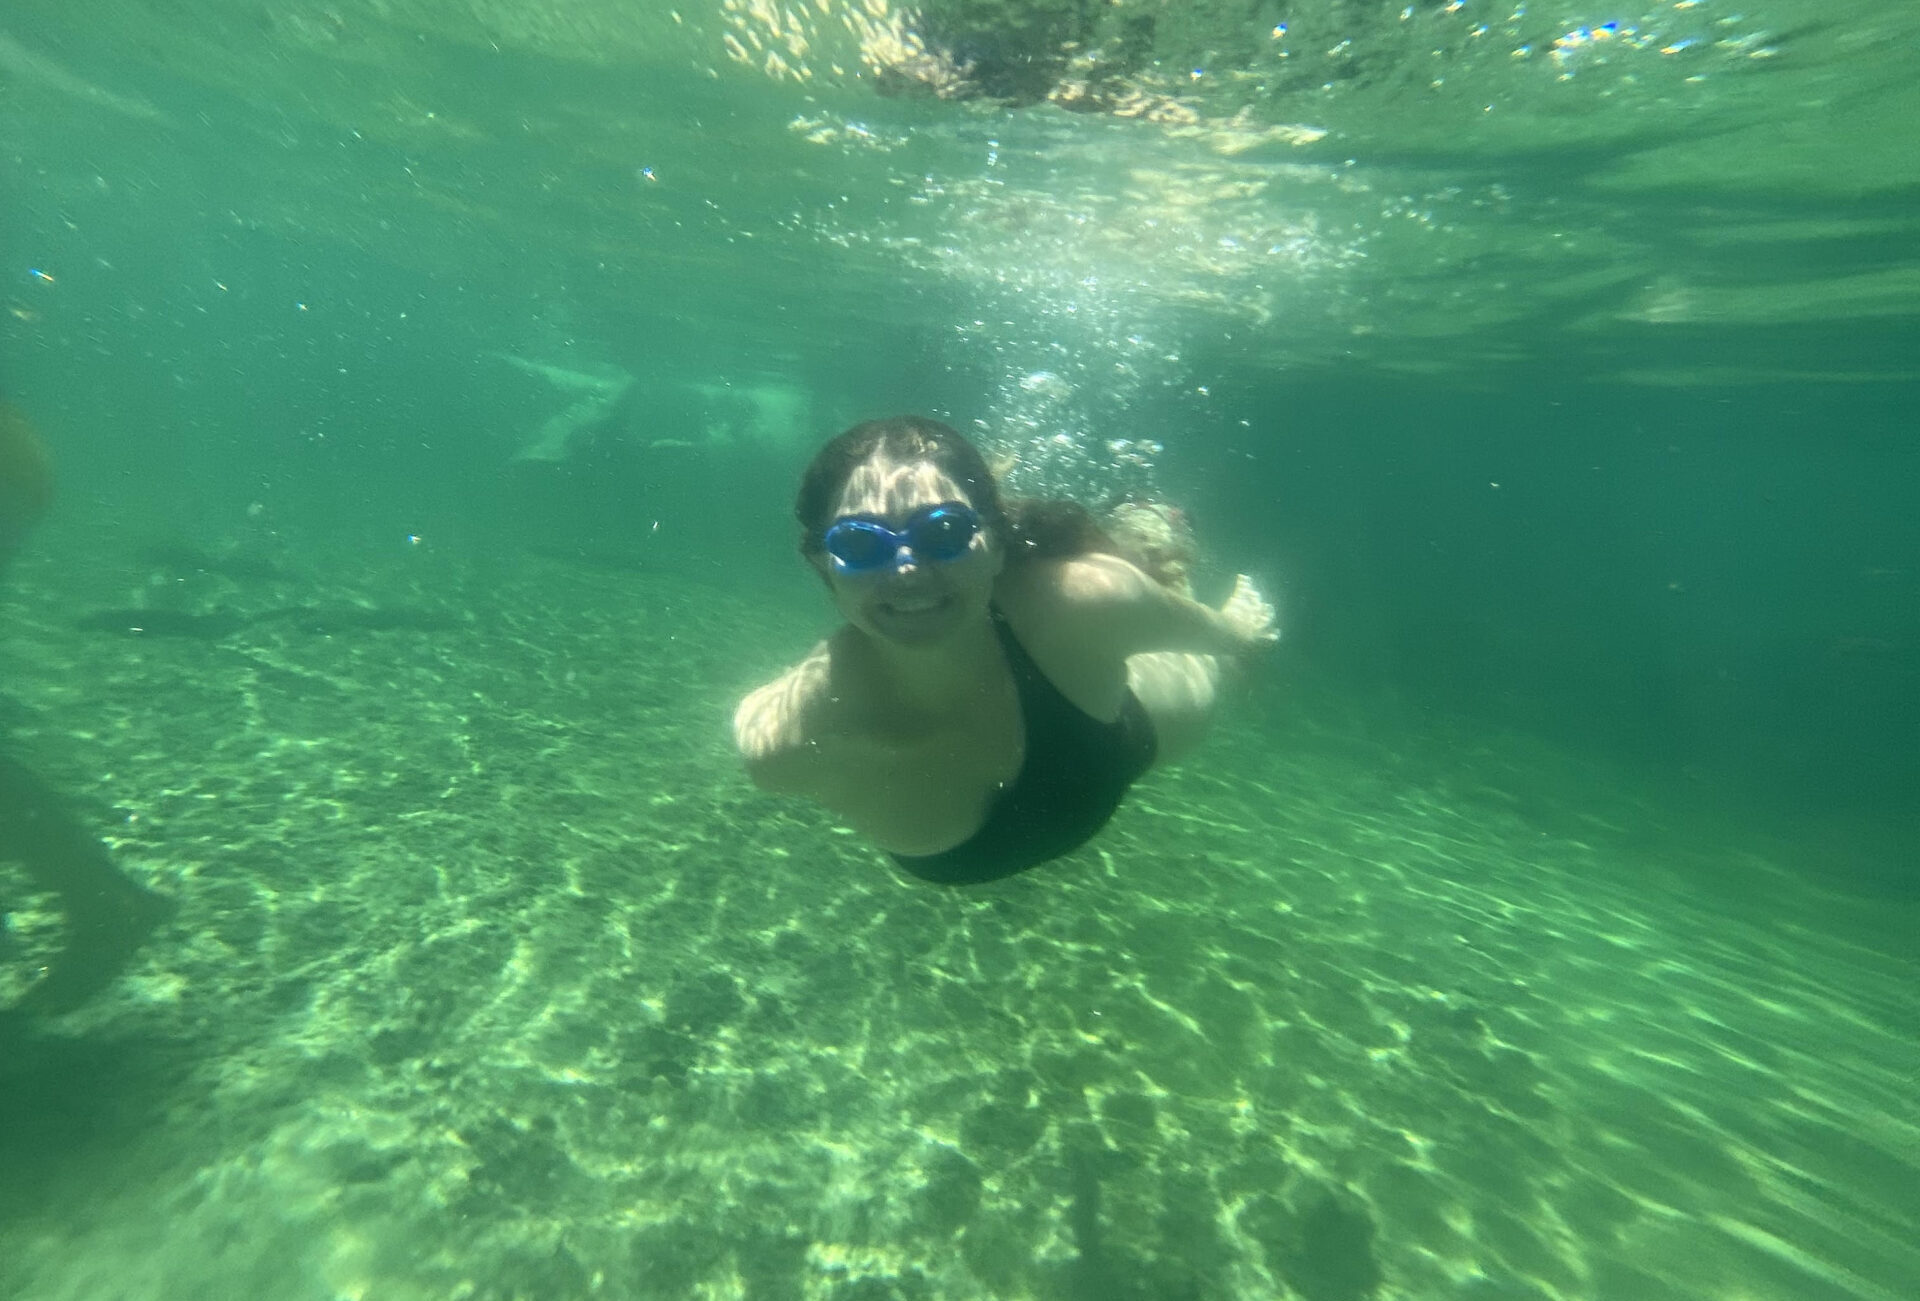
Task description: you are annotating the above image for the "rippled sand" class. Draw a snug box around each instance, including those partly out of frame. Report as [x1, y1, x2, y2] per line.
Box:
[2, 532, 1914, 1301]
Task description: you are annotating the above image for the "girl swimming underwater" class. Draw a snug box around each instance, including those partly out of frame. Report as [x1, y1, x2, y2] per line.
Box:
[734, 416, 1277, 884]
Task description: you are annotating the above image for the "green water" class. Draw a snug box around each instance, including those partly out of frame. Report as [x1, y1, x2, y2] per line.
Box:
[2, 2, 1915, 1299]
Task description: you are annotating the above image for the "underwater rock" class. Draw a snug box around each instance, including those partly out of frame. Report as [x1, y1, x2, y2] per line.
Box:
[136, 541, 288, 583]
[74, 608, 250, 640]
[493, 353, 812, 467]
[1277, 1189, 1384, 1301]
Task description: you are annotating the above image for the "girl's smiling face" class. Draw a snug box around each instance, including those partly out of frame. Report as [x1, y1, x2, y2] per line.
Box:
[819, 454, 1002, 645]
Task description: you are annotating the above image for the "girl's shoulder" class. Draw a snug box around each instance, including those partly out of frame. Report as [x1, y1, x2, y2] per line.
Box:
[994, 553, 1158, 697]
[996, 551, 1155, 620]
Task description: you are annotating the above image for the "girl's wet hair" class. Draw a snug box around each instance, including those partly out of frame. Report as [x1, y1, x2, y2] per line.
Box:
[796, 416, 1114, 567]
[797, 416, 1001, 555]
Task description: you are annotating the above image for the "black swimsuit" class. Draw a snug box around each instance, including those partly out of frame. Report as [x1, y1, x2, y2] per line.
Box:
[892, 610, 1157, 885]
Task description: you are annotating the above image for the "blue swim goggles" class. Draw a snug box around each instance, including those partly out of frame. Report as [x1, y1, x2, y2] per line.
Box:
[821, 502, 981, 573]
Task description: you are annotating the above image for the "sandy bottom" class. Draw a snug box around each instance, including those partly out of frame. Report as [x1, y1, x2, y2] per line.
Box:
[1, 528, 1914, 1301]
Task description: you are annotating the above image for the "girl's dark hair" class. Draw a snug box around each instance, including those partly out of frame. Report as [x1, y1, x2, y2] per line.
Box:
[796, 416, 1114, 567]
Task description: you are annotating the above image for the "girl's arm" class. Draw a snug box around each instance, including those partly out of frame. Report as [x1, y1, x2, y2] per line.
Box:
[734, 644, 832, 795]
[1046, 554, 1279, 658]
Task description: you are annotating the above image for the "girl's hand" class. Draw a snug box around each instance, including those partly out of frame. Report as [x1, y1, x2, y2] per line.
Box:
[1220, 575, 1280, 648]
